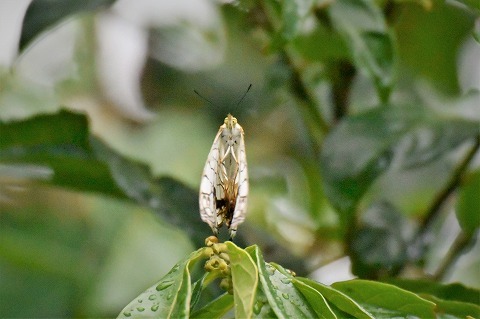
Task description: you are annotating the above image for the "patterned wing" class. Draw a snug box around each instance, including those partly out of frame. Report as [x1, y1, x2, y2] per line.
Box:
[229, 127, 248, 239]
[199, 128, 222, 235]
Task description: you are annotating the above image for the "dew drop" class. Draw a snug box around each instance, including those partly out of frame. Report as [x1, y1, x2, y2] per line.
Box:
[136, 307, 145, 312]
[137, 299, 143, 303]
[151, 304, 159, 312]
[266, 265, 276, 276]
[282, 293, 290, 300]
[156, 280, 174, 291]
[167, 293, 173, 300]
[281, 278, 291, 284]
[123, 311, 131, 317]
[149, 294, 157, 301]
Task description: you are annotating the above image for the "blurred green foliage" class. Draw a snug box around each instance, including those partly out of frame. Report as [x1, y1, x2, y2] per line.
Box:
[0, 0, 479, 317]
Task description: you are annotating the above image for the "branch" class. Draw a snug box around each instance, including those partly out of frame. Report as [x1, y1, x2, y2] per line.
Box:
[432, 231, 475, 280]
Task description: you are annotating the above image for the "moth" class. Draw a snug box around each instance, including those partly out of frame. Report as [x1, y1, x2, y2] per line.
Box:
[199, 114, 248, 240]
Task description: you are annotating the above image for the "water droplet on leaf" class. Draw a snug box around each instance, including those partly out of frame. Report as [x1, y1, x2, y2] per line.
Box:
[156, 280, 174, 291]
[149, 294, 157, 300]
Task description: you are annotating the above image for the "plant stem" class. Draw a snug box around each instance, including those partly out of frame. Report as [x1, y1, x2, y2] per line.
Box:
[416, 135, 480, 241]
[432, 231, 474, 281]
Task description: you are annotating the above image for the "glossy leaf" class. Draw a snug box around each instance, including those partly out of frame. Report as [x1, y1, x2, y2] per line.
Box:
[327, 0, 396, 102]
[117, 248, 204, 318]
[456, 170, 480, 236]
[0, 110, 123, 197]
[226, 241, 258, 319]
[332, 279, 436, 318]
[384, 279, 480, 304]
[19, 0, 116, 51]
[294, 278, 374, 319]
[422, 295, 480, 319]
[249, 246, 317, 318]
[190, 293, 234, 319]
[294, 279, 337, 318]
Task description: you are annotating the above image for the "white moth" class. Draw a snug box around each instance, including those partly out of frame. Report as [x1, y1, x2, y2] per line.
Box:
[199, 114, 248, 239]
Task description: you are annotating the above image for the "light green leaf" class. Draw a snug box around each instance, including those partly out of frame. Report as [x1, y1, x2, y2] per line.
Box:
[117, 248, 204, 318]
[190, 293, 234, 319]
[294, 279, 337, 318]
[249, 246, 317, 319]
[226, 241, 258, 319]
[332, 279, 436, 318]
[422, 295, 480, 319]
[294, 278, 374, 319]
[384, 278, 480, 304]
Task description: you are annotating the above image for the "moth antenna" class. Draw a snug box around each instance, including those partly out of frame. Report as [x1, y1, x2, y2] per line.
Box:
[236, 84, 252, 107]
[194, 89, 215, 106]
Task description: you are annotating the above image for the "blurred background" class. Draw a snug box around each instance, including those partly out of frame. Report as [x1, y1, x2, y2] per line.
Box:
[0, 0, 479, 317]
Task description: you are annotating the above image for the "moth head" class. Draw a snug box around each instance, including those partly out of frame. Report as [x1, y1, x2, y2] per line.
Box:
[224, 114, 237, 129]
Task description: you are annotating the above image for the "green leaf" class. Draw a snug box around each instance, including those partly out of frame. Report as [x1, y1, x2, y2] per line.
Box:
[320, 103, 480, 228]
[422, 295, 480, 319]
[456, 170, 480, 236]
[249, 246, 317, 318]
[332, 279, 436, 318]
[384, 279, 480, 304]
[294, 278, 374, 319]
[19, 0, 116, 51]
[349, 202, 408, 278]
[294, 279, 337, 318]
[190, 293, 234, 319]
[0, 110, 123, 197]
[327, 0, 396, 102]
[117, 248, 205, 318]
[225, 241, 258, 319]
[91, 139, 208, 247]
[395, 1, 476, 94]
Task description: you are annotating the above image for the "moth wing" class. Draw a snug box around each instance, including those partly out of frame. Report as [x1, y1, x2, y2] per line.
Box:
[229, 127, 248, 238]
[199, 128, 222, 234]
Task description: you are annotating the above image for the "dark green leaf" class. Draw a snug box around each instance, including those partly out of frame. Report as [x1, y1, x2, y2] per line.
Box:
[332, 279, 436, 318]
[90, 139, 210, 247]
[384, 279, 480, 304]
[249, 246, 317, 318]
[294, 278, 374, 319]
[117, 248, 205, 318]
[327, 0, 396, 102]
[225, 241, 258, 319]
[0, 110, 123, 197]
[456, 170, 480, 236]
[20, 0, 116, 51]
[320, 103, 480, 228]
[349, 202, 408, 278]
[190, 293, 234, 319]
